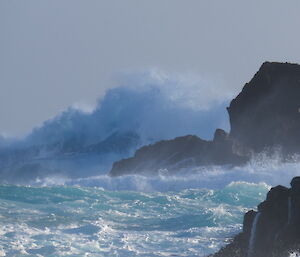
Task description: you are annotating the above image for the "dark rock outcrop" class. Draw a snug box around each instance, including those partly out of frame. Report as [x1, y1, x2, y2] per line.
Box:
[110, 130, 246, 176]
[228, 62, 300, 154]
[210, 177, 300, 257]
[109, 62, 300, 176]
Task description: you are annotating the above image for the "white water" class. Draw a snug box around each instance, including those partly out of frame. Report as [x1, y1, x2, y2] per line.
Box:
[0, 182, 268, 257]
[26, 153, 300, 192]
[0, 70, 299, 256]
[247, 212, 261, 257]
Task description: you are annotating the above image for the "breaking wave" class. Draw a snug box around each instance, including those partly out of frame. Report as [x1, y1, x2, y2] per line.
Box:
[30, 153, 300, 191]
[22, 71, 231, 147]
[0, 71, 234, 183]
[1, 70, 299, 256]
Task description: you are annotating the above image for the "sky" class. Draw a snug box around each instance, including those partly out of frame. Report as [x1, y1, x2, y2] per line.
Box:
[1, 0, 300, 137]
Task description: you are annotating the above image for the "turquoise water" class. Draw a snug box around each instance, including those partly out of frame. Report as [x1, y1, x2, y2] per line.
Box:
[0, 182, 268, 257]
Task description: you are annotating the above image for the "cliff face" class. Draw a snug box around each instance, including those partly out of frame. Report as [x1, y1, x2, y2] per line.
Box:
[211, 177, 300, 257]
[110, 62, 300, 176]
[228, 62, 300, 154]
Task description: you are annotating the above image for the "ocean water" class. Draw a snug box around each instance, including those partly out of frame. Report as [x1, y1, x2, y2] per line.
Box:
[1, 155, 300, 257]
[0, 181, 268, 257]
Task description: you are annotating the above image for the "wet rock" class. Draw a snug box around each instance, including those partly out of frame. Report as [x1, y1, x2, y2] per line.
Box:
[291, 177, 300, 193]
[210, 178, 300, 257]
[110, 132, 246, 176]
[243, 210, 257, 235]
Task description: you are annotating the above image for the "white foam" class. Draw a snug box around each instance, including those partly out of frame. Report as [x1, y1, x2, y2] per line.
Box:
[27, 153, 299, 193]
[247, 212, 261, 257]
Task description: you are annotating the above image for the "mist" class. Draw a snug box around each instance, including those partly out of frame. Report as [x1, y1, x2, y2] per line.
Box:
[24, 71, 231, 146]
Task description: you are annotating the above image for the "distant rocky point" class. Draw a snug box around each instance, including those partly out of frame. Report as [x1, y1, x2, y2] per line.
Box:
[110, 62, 300, 176]
[110, 129, 246, 176]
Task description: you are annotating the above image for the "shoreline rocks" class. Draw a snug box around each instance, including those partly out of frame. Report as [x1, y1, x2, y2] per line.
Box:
[210, 177, 300, 257]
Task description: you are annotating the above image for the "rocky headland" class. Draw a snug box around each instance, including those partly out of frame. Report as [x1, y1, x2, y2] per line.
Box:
[110, 62, 300, 176]
[110, 129, 246, 176]
[109, 62, 300, 256]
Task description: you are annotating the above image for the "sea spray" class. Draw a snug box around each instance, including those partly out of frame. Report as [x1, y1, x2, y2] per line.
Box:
[289, 252, 300, 257]
[23, 78, 229, 148]
[247, 212, 261, 257]
[0, 81, 230, 183]
[31, 156, 299, 191]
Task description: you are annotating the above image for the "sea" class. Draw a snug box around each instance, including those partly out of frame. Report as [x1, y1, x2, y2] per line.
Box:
[1, 157, 299, 257]
[1, 80, 299, 256]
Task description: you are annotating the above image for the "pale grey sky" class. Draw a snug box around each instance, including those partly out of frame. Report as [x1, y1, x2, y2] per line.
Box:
[1, 0, 300, 136]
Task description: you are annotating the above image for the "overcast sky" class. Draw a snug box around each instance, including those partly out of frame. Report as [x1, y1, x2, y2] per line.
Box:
[1, 0, 300, 136]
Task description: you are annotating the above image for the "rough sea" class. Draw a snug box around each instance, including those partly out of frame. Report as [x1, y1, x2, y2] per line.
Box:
[1, 157, 299, 257]
[1, 79, 300, 256]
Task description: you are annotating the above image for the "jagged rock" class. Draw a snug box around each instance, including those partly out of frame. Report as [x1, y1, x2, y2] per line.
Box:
[210, 178, 300, 257]
[213, 128, 229, 143]
[243, 210, 257, 235]
[289, 177, 300, 230]
[291, 177, 300, 193]
[110, 132, 246, 176]
[209, 233, 247, 257]
[228, 62, 300, 154]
